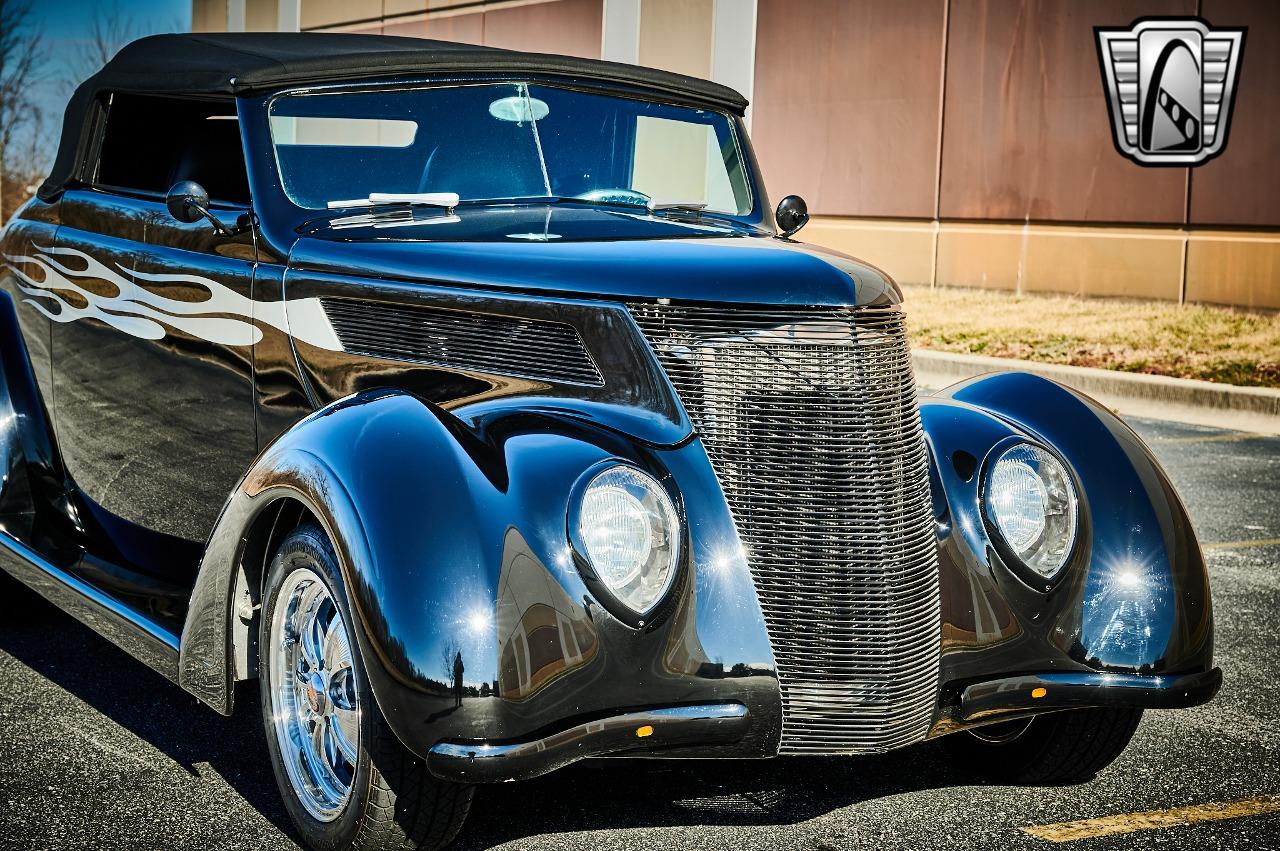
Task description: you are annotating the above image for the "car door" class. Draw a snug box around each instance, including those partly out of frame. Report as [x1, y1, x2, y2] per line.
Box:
[0, 195, 61, 532]
[51, 93, 257, 548]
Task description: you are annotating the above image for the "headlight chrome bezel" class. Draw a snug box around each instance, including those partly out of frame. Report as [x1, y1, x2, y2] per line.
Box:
[568, 462, 683, 628]
[980, 438, 1082, 589]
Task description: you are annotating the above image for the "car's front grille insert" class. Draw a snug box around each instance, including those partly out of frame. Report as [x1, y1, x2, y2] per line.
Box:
[629, 302, 940, 754]
[322, 298, 604, 387]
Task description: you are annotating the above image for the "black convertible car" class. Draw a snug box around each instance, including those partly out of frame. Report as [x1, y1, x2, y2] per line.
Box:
[0, 32, 1218, 851]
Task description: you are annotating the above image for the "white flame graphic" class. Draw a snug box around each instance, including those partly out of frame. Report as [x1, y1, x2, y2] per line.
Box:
[3, 245, 343, 351]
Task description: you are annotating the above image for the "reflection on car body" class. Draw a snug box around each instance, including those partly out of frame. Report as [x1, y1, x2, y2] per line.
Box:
[0, 31, 1220, 851]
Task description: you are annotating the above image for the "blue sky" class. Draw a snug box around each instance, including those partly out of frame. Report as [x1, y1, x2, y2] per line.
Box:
[33, 0, 190, 43]
[22, 0, 192, 166]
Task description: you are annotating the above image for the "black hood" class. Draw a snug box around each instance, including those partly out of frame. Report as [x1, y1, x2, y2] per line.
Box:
[288, 206, 900, 307]
[299, 203, 759, 243]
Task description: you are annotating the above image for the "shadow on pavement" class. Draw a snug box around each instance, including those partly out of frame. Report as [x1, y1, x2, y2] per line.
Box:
[0, 583, 301, 844]
[1, 584, 970, 849]
[458, 741, 964, 848]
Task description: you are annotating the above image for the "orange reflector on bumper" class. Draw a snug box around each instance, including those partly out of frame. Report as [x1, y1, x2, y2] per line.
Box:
[1032, 687, 1048, 699]
[636, 725, 654, 738]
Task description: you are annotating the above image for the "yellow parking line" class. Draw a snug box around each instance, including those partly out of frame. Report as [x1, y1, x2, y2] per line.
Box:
[1203, 538, 1280, 551]
[1147, 432, 1267, 445]
[1021, 795, 1280, 843]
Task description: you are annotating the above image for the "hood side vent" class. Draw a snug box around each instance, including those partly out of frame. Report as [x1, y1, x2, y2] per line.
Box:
[321, 297, 604, 387]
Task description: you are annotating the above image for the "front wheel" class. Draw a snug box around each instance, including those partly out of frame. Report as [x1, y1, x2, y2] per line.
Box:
[261, 524, 473, 850]
[943, 707, 1144, 785]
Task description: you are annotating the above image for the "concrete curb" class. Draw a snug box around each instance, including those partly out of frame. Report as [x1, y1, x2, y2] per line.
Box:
[913, 349, 1280, 435]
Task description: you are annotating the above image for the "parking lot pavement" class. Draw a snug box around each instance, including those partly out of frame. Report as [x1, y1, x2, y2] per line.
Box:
[0, 416, 1277, 850]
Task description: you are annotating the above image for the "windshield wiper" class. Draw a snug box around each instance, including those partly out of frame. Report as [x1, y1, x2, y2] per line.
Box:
[645, 202, 761, 233]
[647, 199, 708, 213]
[326, 192, 460, 211]
[646, 199, 751, 229]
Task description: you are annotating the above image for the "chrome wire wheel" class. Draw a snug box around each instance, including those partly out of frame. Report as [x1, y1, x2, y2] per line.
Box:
[268, 566, 361, 822]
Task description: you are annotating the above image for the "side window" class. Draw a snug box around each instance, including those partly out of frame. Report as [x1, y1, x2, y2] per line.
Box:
[94, 93, 251, 205]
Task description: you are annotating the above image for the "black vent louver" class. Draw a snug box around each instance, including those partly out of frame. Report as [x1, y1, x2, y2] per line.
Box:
[322, 298, 604, 387]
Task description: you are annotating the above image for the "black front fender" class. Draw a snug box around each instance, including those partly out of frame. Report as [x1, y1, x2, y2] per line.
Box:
[180, 389, 781, 760]
[923, 371, 1215, 728]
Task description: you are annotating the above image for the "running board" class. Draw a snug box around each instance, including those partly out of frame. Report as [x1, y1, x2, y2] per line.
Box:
[0, 530, 181, 682]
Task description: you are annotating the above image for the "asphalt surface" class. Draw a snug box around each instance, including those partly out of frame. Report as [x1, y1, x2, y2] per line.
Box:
[0, 415, 1277, 850]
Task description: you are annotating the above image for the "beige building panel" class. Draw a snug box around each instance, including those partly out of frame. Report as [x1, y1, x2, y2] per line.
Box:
[799, 220, 1280, 308]
[385, 0, 429, 14]
[483, 0, 603, 58]
[325, 23, 385, 33]
[1186, 235, 1280, 311]
[422, 11, 485, 41]
[802, 218, 935, 286]
[752, 0, 945, 219]
[382, 17, 429, 37]
[933, 224, 1186, 299]
[638, 0, 713, 78]
[246, 0, 279, 30]
[301, 0, 383, 30]
[193, 0, 228, 31]
[935, 225, 1024, 291]
[1024, 229, 1184, 301]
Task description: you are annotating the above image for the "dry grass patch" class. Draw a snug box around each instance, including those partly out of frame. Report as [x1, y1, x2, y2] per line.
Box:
[901, 285, 1280, 388]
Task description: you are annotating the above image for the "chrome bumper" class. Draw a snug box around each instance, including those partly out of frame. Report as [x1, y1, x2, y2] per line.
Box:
[426, 703, 750, 783]
[958, 669, 1223, 723]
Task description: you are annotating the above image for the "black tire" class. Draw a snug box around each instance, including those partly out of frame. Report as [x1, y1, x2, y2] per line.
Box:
[260, 524, 473, 851]
[943, 707, 1144, 785]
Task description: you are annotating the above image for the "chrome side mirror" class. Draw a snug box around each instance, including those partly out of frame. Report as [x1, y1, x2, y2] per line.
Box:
[166, 180, 212, 223]
[775, 195, 809, 238]
[166, 180, 240, 235]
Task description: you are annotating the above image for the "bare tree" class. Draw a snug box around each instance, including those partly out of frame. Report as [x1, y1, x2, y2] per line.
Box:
[61, 1, 184, 97]
[0, 0, 47, 223]
[440, 637, 463, 682]
[60, 1, 146, 96]
[0, 1, 181, 223]
[3, 102, 45, 214]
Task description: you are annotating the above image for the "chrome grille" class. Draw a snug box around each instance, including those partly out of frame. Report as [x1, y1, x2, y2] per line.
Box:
[629, 303, 940, 754]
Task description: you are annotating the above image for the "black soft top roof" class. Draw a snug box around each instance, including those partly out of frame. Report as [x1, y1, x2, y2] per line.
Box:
[40, 31, 748, 201]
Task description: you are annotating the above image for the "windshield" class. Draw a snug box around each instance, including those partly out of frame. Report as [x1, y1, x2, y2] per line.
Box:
[268, 83, 753, 216]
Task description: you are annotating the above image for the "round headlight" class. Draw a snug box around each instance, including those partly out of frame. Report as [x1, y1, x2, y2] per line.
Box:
[984, 443, 1079, 580]
[575, 465, 680, 619]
